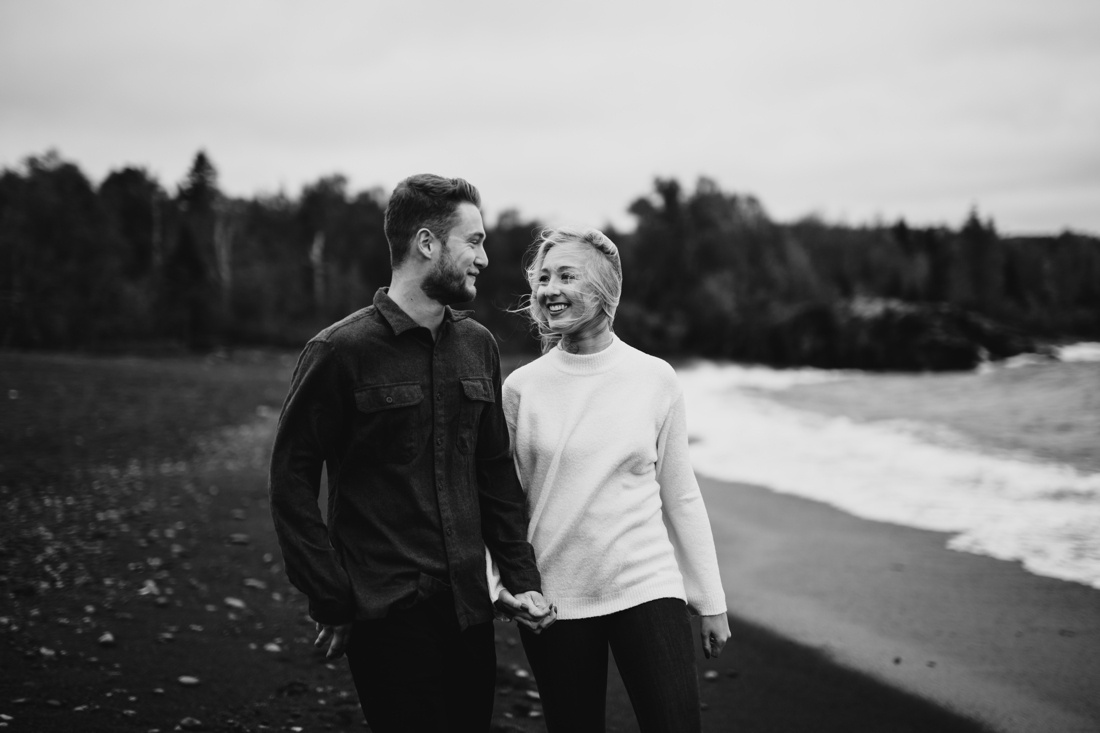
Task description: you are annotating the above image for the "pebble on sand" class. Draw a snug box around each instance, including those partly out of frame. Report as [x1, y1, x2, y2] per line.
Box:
[177, 676, 200, 687]
[97, 632, 116, 647]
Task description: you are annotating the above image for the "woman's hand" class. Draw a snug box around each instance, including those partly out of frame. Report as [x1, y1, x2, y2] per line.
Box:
[700, 613, 730, 659]
[495, 588, 558, 633]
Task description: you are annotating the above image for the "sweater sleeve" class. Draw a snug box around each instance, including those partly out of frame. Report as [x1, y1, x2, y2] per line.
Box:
[486, 548, 504, 604]
[656, 389, 728, 616]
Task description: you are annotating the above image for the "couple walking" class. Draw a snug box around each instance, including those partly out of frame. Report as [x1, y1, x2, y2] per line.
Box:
[269, 173, 730, 732]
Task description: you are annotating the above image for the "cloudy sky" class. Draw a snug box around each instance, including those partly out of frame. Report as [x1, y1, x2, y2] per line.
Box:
[2, 0, 1098, 234]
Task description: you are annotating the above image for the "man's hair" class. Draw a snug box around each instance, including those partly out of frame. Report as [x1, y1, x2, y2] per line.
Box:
[383, 174, 482, 268]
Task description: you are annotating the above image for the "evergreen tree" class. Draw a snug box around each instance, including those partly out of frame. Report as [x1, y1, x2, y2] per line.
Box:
[0, 151, 121, 347]
[165, 151, 223, 349]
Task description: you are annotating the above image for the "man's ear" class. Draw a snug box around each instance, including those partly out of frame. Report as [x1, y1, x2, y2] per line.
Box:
[413, 228, 437, 261]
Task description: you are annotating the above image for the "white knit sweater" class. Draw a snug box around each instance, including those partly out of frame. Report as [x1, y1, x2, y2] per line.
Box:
[489, 335, 727, 620]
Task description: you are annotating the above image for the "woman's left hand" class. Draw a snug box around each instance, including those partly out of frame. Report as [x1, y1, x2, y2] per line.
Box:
[700, 613, 731, 659]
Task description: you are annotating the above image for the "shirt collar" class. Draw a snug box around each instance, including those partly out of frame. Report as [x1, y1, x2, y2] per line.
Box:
[373, 287, 471, 336]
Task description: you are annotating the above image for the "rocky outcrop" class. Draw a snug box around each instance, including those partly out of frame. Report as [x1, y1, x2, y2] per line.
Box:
[762, 297, 1039, 371]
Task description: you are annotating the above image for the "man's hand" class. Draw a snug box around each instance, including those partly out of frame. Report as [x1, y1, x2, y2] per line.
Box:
[314, 622, 353, 660]
[700, 613, 730, 659]
[495, 589, 557, 634]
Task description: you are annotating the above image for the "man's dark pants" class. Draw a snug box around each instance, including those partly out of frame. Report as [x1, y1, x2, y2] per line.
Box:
[345, 589, 496, 732]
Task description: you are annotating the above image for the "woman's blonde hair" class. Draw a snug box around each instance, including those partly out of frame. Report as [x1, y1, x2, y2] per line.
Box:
[522, 227, 623, 353]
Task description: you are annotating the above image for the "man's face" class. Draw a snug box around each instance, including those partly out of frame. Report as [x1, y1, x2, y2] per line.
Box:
[421, 202, 487, 305]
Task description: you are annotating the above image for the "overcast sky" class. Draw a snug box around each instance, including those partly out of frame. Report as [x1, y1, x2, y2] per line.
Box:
[2, 0, 1098, 235]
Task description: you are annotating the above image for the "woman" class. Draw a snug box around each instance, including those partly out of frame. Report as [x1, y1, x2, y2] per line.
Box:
[491, 227, 730, 733]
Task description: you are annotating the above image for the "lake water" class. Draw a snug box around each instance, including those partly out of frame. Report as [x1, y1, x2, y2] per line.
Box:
[678, 344, 1100, 590]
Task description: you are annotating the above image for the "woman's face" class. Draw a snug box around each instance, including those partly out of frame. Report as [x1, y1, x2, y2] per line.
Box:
[535, 240, 603, 335]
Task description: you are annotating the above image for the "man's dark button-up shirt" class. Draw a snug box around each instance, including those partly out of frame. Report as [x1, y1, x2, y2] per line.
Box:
[269, 288, 540, 629]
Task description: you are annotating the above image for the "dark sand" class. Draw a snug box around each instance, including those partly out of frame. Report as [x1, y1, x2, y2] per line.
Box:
[693, 475, 1100, 733]
[498, 606, 998, 733]
[4, 351, 1096, 732]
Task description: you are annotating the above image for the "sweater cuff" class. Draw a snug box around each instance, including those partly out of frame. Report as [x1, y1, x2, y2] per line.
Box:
[486, 550, 505, 603]
[688, 594, 728, 617]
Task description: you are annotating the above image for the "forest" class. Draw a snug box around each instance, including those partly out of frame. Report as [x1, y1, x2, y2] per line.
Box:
[2, 150, 1098, 370]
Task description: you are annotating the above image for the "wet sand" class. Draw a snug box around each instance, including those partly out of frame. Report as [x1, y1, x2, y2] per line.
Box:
[687, 475, 1100, 733]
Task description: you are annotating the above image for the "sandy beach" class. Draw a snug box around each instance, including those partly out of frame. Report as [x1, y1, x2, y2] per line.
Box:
[694, 474, 1100, 733]
[4, 350, 1098, 732]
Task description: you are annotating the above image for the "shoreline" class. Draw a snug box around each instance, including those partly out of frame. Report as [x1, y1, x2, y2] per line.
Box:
[4, 350, 1097, 732]
[697, 474, 1100, 733]
[678, 359, 1100, 593]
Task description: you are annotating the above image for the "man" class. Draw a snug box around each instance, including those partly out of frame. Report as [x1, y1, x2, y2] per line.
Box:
[269, 174, 552, 732]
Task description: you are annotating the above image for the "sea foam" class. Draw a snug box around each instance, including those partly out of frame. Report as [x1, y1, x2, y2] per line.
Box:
[1057, 342, 1100, 363]
[678, 361, 1100, 590]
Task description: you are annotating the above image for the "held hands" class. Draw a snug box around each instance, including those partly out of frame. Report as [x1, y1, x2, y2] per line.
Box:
[314, 622, 353, 660]
[700, 613, 731, 659]
[495, 589, 558, 634]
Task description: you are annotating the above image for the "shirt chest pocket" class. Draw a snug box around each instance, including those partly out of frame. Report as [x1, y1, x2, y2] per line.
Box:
[354, 382, 424, 464]
[457, 377, 494, 455]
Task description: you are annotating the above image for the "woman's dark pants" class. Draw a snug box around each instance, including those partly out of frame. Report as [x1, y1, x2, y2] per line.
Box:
[519, 597, 701, 733]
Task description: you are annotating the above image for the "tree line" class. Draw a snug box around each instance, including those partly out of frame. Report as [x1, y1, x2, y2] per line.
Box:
[2, 150, 1097, 369]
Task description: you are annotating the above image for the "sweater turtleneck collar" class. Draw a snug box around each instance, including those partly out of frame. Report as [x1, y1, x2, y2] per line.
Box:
[549, 333, 625, 375]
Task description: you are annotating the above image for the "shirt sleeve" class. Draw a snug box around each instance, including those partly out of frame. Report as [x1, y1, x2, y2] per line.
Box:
[476, 345, 541, 595]
[656, 388, 728, 617]
[268, 340, 355, 625]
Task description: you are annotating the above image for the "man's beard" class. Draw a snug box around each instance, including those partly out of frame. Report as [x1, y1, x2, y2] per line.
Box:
[421, 248, 475, 305]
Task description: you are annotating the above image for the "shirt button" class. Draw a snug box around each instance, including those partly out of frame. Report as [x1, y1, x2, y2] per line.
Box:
[446, 527, 453, 537]
[385, 396, 393, 404]
[435, 438, 442, 446]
